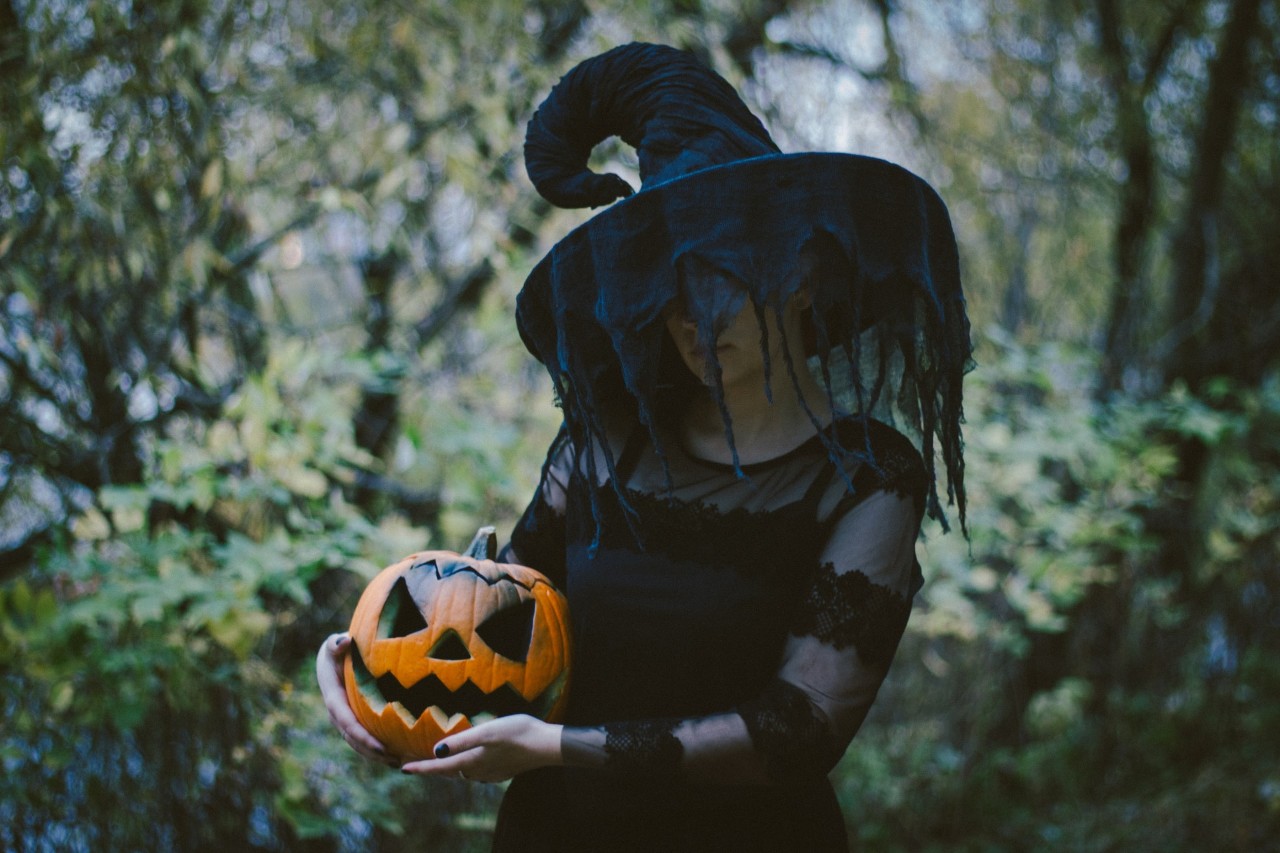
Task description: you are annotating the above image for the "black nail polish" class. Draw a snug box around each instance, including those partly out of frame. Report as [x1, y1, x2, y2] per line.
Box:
[434, 743, 450, 758]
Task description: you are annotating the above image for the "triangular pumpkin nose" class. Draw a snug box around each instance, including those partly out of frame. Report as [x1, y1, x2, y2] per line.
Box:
[427, 629, 472, 661]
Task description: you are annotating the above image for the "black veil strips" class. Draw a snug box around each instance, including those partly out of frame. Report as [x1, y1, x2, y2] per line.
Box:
[516, 152, 972, 542]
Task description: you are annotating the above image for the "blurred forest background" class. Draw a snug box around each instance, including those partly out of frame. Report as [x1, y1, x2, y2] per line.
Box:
[2, 0, 1278, 850]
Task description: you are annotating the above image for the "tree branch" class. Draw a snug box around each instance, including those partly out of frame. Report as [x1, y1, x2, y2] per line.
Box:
[410, 258, 497, 350]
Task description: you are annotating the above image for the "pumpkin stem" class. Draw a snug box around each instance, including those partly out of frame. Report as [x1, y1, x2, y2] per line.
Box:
[466, 525, 498, 560]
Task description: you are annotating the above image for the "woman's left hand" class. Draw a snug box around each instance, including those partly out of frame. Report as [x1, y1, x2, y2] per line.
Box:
[400, 714, 563, 783]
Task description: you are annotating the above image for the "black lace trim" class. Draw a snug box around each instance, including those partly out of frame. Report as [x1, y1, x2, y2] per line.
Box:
[845, 420, 929, 515]
[789, 562, 912, 668]
[604, 488, 821, 575]
[738, 679, 834, 781]
[602, 719, 684, 775]
[570, 417, 927, 568]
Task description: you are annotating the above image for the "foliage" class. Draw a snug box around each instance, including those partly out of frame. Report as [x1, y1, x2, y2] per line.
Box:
[0, 342, 523, 850]
[832, 338, 1280, 851]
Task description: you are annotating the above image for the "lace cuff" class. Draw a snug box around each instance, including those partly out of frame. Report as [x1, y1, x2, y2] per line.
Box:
[561, 719, 684, 777]
[737, 679, 837, 781]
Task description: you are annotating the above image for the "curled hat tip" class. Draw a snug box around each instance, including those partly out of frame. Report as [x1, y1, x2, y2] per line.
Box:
[593, 174, 636, 206]
[524, 41, 774, 210]
[539, 171, 635, 210]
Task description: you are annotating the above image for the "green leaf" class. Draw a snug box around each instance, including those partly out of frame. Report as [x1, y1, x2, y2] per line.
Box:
[206, 608, 270, 659]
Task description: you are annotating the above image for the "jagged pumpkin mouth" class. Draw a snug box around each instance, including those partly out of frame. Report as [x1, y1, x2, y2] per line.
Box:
[350, 644, 563, 724]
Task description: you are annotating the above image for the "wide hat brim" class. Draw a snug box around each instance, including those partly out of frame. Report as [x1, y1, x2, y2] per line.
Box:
[517, 151, 963, 413]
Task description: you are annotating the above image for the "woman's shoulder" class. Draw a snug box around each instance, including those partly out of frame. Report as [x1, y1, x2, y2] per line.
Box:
[824, 415, 929, 511]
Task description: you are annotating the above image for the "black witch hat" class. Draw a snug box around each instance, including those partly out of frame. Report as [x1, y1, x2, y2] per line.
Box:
[516, 43, 970, 532]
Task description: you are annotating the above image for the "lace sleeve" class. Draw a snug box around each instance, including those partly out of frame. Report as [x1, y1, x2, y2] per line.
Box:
[502, 426, 574, 589]
[560, 486, 922, 784]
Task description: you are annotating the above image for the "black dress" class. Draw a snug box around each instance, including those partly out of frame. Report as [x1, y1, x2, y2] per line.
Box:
[494, 414, 926, 852]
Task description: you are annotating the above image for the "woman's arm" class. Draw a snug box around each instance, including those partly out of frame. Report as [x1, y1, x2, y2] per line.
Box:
[404, 486, 922, 784]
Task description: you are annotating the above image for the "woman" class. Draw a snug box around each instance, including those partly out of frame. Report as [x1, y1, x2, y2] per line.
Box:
[318, 43, 970, 852]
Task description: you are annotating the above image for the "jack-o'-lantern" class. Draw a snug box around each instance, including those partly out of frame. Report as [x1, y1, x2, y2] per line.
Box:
[344, 527, 571, 760]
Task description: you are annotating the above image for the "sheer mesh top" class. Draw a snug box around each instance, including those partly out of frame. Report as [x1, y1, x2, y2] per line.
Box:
[499, 414, 925, 850]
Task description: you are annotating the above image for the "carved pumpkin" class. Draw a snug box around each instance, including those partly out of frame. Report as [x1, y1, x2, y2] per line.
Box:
[344, 527, 571, 760]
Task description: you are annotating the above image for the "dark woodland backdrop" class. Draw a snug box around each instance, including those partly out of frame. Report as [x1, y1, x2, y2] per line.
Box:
[2, 0, 1278, 849]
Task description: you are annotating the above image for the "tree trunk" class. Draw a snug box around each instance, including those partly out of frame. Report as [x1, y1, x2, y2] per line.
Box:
[1162, 0, 1265, 390]
[1096, 0, 1158, 395]
[353, 250, 402, 463]
[1000, 208, 1036, 335]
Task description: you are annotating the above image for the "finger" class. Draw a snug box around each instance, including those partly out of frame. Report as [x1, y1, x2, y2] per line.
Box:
[340, 720, 390, 757]
[400, 750, 482, 776]
[331, 701, 391, 758]
[315, 634, 390, 758]
[315, 643, 354, 716]
[343, 731, 399, 767]
[324, 633, 350, 669]
[327, 690, 387, 756]
[316, 638, 354, 710]
[431, 725, 487, 759]
[315, 634, 349, 687]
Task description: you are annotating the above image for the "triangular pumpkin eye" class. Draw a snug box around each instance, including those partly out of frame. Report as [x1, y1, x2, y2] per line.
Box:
[376, 576, 428, 639]
[476, 599, 535, 662]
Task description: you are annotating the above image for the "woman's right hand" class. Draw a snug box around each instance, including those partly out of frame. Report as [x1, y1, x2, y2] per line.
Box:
[315, 632, 399, 767]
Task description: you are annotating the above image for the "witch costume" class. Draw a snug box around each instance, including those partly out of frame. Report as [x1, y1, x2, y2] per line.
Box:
[495, 43, 970, 852]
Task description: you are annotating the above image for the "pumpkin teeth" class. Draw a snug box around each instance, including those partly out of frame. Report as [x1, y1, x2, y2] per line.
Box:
[423, 706, 469, 733]
[390, 701, 418, 726]
[372, 669, 555, 720]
